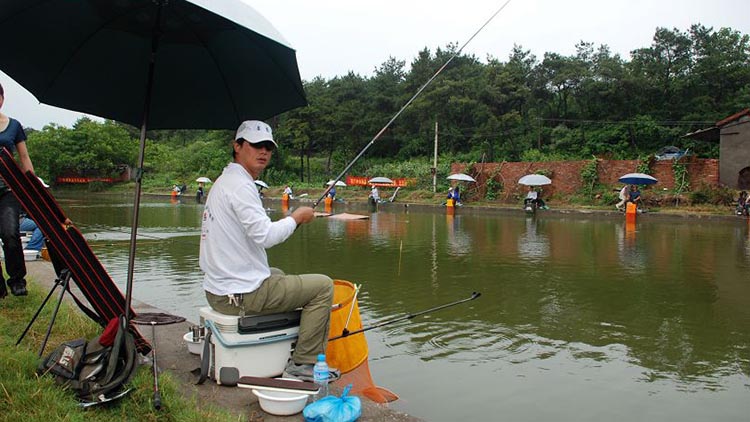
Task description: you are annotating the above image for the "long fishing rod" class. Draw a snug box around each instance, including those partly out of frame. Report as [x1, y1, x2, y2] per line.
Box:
[329, 291, 481, 341]
[313, 0, 513, 208]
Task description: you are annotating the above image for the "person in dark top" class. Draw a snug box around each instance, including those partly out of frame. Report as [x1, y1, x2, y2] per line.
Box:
[196, 183, 205, 204]
[0, 82, 36, 298]
[628, 185, 642, 207]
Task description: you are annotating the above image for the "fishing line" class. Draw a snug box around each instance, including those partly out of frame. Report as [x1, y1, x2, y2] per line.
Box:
[313, 0, 514, 208]
[74, 222, 170, 241]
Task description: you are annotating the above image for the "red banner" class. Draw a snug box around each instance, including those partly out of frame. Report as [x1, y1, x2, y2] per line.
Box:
[346, 176, 412, 187]
[56, 176, 115, 184]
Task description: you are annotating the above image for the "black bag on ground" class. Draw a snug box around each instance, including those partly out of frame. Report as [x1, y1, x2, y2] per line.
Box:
[38, 316, 139, 404]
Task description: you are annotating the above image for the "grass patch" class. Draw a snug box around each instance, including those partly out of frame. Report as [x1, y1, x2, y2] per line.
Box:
[0, 282, 237, 421]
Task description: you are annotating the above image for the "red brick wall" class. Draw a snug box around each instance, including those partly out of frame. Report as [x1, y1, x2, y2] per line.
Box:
[452, 158, 719, 200]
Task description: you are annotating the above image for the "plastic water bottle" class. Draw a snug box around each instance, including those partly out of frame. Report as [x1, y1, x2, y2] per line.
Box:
[313, 353, 329, 399]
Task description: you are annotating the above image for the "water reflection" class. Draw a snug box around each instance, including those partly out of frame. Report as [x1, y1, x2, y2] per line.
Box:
[446, 213, 472, 257]
[517, 216, 550, 261]
[616, 220, 647, 274]
[56, 195, 750, 422]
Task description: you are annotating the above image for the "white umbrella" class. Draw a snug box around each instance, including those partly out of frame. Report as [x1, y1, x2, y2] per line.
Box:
[368, 177, 394, 185]
[326, 180, 347, 187]
[254, 180, 270, 189]
[518, 174, 552, 186]
[447, 173, 476, 183]
[196, 177, 212, 183]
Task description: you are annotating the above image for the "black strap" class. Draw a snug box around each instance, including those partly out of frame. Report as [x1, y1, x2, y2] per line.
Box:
[196, 328, 212, 385]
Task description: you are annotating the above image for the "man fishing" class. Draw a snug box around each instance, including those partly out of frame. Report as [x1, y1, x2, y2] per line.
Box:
[199, 120, 335, 381]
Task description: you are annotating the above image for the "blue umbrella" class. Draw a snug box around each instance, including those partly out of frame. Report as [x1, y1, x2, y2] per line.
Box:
[619, 173, 658, 185]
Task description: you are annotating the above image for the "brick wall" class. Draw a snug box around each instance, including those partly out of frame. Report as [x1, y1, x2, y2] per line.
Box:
[452, 158, 720, 200]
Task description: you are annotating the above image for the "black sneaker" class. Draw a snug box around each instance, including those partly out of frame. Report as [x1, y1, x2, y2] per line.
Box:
[9, 281, 27, 296]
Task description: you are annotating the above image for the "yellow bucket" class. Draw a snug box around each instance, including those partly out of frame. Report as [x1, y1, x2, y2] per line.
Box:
[326, 280, 368, 373]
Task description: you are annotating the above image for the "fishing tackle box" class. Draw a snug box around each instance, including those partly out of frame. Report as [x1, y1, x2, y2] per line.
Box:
[199, 307, 300, 385]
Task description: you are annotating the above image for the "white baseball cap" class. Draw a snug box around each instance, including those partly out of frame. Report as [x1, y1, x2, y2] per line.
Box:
[235, 120, 278, 149]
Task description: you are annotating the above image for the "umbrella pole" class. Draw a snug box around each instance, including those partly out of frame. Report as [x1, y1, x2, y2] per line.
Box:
[312, 0, 511, 209]
[124, 3, 163, 323]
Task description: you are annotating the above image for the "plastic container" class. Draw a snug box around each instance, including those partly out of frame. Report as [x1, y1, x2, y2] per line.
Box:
[199, 307, 300, 383]
[183, 332, 203, 355]
[252, 381, 309, 416]
[23, 249, 39, 261]
[313, 353, 330, 399]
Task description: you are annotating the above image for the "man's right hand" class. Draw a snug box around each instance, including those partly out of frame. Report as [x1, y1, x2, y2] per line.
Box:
[291, 207, 315, 226]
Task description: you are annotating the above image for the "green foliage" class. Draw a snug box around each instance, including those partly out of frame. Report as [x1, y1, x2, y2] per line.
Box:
[672, 159, 690, 193]
[600, 190, 618, 205]
[23, 24, 748, 186]
[636, 156, 652, 174]
[28, 118, 138, 181]
[580, 158, 598, 196]
[689, 184, 735, 205]
[485, 178, 500, 200]
[0, 284, 236, 422]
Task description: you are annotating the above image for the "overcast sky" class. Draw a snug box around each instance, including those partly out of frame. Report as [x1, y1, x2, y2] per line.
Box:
[2, 0, 748, 129]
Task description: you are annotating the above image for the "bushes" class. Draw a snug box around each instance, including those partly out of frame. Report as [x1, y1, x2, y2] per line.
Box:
[689, 185, 735, 205]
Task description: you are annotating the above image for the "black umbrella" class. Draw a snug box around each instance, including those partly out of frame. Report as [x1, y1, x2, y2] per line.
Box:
[0, 0, 307, 320]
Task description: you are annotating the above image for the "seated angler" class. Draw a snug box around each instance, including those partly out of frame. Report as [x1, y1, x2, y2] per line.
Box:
[199, 120, 336, 381]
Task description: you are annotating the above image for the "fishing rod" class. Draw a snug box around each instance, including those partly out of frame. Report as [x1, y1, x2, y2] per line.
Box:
[74, 222, 171, 241]
[313, 0, 513, 209]
[329, 291, 481, 341]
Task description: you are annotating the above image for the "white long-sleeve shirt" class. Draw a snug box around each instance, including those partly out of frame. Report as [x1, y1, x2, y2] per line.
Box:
[200, 163, 297, 296]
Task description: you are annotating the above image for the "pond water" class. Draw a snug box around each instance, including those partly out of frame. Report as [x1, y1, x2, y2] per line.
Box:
[55, 194, 750, 422]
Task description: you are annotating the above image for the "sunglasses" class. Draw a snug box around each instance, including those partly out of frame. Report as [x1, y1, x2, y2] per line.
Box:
[238, 139, 276, 151]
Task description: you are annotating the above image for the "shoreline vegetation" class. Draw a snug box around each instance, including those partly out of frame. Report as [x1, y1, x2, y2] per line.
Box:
[79, 182, 745, 219]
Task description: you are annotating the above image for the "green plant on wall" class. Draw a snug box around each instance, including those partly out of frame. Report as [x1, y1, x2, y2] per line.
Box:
[673, 158, 690, 205]
[485, 178, 499, 200]
[636, 156, 651, 174]
[580, 158, 598, 196]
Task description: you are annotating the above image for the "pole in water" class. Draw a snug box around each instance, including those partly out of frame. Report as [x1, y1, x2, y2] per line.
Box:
[313, 1, 513, 208]
[330, 292, 481, 341]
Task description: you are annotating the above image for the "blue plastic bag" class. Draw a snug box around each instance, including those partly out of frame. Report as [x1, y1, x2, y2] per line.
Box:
[303, 384, 361, 422]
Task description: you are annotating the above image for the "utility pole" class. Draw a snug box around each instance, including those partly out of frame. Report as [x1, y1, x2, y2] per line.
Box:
[432, 120, 439, 193]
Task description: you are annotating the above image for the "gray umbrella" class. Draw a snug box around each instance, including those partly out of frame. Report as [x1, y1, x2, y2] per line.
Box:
[0, 0, 307, 320]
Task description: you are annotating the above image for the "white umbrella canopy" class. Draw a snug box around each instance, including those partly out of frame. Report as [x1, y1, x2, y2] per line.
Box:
[326, 180, 347, 187]
[368, 177, 395, 185]
[518, 174, 552, 186]
[447, 173, 476, 183]
[196, 177, 212, 183]
[254, 180, 270, 189]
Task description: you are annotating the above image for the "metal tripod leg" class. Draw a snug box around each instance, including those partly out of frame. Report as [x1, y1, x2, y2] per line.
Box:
[16, 269, 71, 348]
[37, 270, 73, 357]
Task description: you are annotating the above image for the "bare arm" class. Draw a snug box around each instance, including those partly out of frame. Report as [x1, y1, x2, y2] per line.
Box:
[15, 141, 34, 174]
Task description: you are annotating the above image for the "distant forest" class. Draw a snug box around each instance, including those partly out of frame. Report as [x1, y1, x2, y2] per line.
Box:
[27, 24, 750, 185]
